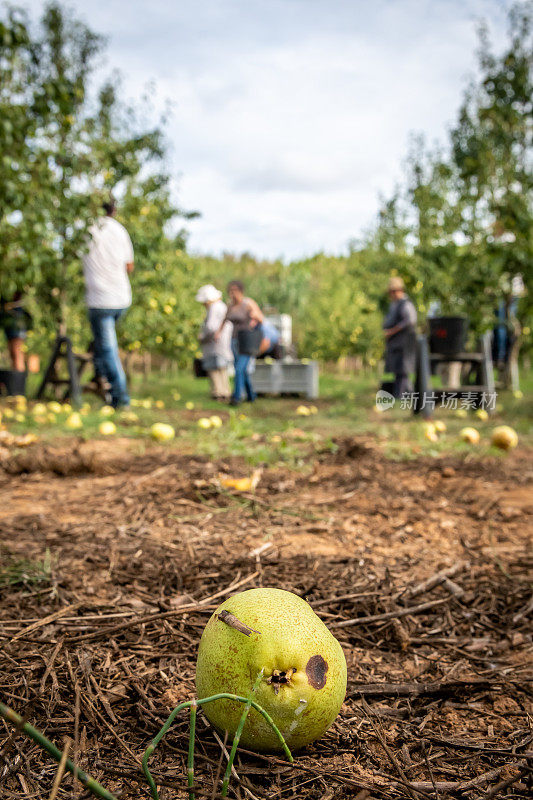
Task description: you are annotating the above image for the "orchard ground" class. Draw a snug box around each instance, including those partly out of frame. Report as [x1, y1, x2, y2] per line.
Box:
[1, 369, 532, 799]
[2, 368, 532, 466]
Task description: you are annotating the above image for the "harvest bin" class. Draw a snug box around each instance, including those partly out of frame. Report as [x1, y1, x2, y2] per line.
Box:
[252, 360, 319, 398]
[428, 316, 468, 355]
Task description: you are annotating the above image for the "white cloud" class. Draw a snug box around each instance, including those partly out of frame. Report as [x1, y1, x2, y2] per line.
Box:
[23, 0, 512, 258]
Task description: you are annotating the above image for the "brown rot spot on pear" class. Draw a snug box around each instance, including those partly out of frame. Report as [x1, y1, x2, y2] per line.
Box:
[306, 654, 328, 689]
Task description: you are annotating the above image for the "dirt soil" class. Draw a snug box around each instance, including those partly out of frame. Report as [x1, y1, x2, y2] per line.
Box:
[1, 439, 532, 799]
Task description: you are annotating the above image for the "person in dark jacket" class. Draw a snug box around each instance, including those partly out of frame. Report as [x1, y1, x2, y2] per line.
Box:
[383, 277, 417, 398]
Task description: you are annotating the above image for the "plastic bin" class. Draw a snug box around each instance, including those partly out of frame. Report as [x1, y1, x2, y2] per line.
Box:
[429, 317, 468, 355]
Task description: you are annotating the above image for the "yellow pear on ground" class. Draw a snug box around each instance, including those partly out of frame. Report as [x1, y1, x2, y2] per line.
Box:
[198, 417, 212, 429]
[47, 401, 63, 414]
[65, 412, 83, 430]
[100, 405, 115, 416]
[150, 422, 175, 442]
[475, 408, 489, 421]
[491, 425, 518, 451]
[434, 420, 446, 433]
[460, 427, 480, 445]
[99, 421, 116, 436]
[209, 415, 223, 428]
[32, 403, 48, 417]
[196, 588, 347, 752]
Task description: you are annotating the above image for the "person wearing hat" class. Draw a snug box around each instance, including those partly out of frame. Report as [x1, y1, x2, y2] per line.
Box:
[383, 277, 417, 398]
[196, 285, 233, 401]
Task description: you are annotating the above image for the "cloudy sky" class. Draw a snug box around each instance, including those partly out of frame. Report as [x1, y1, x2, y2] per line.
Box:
[26, 0, 513, 259]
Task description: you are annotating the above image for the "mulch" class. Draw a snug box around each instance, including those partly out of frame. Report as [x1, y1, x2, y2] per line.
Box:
[0, 438, 532, 798]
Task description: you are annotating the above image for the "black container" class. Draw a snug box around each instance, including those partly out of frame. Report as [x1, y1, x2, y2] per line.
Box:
[193, 357, 207, 378]
[0, 369, 27, 396]
[237, 327, 263, 356]
[429, 317, 468, 355]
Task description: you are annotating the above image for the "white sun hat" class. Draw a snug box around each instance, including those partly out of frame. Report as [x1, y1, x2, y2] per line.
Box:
[195, 284, 222, 303]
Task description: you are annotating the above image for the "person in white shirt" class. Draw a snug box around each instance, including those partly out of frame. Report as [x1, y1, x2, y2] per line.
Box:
[196, 285, 233, 401]
[82, 199, 134, 407]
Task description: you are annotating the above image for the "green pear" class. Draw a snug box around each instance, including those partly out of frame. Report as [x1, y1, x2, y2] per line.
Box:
[195, 587, 347, 752]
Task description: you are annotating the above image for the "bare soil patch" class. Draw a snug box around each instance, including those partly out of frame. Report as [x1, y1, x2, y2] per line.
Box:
[1, 440, 532, 798]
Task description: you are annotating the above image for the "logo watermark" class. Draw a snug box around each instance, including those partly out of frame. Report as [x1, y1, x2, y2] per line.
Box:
[375, 389, 395, 411]
[374, 390, 498, 412]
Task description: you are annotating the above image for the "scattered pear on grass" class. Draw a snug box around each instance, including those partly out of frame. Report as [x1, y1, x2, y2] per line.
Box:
[65, 412, 83, 430]
[150, 422, 175, 442]
[195, 587, 347, 752]
[99, 421, 116, 436]
[491, 425, 518, 451]
[460, 427, 480, 445]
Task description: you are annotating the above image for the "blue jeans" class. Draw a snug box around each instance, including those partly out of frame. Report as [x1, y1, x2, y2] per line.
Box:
[88, 308, 130, 407]
[231, 339, 256, 403]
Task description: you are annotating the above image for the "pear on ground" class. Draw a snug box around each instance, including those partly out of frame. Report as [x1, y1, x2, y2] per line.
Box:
[65, 412, 83, 430]
[150, 422, 175, 442]
[460, 427, 480, 445]
[99, 421, 116, 436]
[491, 425, 518, 450]
[196, 587, 347, 752]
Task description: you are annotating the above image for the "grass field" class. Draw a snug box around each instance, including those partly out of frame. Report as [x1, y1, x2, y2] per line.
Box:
[2, 368, 531, 467]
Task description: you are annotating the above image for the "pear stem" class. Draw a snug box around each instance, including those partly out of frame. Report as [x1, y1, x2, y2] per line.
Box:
[221, 669, 263, 797]
[141, 690, 293, 800]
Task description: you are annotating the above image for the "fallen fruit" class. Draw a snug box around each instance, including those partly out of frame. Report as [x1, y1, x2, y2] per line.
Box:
[119, 410, 139, 424]
[460, 427, 480, 445]
[455, 409, 468, 418]
[423, 422, 438, 442]
[196, 587, 347, 752]
[155, 400, 165, 409]
[475, 408, 489, 421]
[65, 412, 83, 430]
[98, 421, 116, 436]
[434, 420, 446, 433]
[100, 405, 115, 417]
[198, 417, 212, 429]
[32, 403, 47, 417]
[491, 425, 518, 451]
[150, 422, 175, 442]
[185, 401, 195, 410]
[219, 468, 262, 492]
[209, 415, 223, 428]
[47, 401, 63, 414]
[296, 405, 311, 416]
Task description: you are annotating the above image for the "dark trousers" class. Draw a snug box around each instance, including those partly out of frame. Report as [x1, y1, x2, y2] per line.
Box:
[393, 373, 412, 399]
